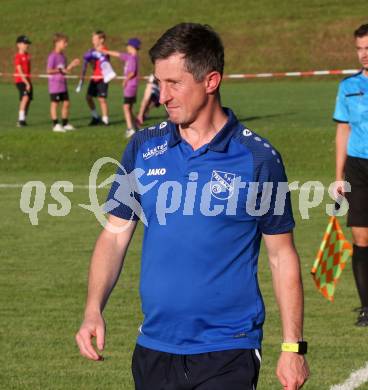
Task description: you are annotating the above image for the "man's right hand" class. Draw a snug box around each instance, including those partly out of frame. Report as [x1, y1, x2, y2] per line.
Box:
[75, 312, 106, 361]
[333, 179, 346, 199]
[25, 82, 31, 92]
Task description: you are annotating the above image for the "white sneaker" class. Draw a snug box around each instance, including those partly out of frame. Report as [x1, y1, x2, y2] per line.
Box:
[63, 124, 75, 131]
[52, 124, 65, 133]
[125, 129, 136, 138]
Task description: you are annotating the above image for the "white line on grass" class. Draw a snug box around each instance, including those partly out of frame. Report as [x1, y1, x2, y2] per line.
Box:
[0, 184, 106, 189]
[0, 184, 24, 188]
[330, 362, 368, 390]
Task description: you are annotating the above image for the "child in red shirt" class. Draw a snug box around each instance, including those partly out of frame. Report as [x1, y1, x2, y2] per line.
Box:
[14, 35, 32, 127]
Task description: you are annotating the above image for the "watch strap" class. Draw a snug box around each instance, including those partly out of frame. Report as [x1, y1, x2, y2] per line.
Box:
[281, 341, 308, 355]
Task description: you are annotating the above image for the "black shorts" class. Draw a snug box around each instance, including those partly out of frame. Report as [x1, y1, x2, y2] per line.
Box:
[345, 156, 368, 227]
[16, 82, 33, 101]
[50, 91, 69, 102]
[124, 95, 136, 104]
[132, 344, 261, 390]
[87, 81, 108, 98]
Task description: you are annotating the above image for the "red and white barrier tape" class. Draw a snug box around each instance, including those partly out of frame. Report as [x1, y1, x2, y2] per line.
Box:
[223, 69, 359, 79]
[0, 69, 360, 80]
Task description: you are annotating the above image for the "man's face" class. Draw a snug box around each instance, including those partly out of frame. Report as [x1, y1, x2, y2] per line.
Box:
[356, 35, 368, 69]
[154, 53, 208, 126]
[92, 34, 103, 48]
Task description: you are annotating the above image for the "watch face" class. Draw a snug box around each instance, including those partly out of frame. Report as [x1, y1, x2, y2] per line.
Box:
[298, 341, 308, 355]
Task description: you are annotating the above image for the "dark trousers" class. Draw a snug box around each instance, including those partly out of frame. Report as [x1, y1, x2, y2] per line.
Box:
[132, 344, 261, 390]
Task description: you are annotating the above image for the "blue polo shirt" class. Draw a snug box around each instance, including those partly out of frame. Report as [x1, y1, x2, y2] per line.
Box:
[107, 108, 294, 354]
[333, 70, 368, 159]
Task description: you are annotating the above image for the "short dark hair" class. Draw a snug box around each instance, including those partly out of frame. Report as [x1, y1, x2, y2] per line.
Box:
[94, 30, 106, 41]
[149, 23, 224, 82]
[354, 24, 368, 38]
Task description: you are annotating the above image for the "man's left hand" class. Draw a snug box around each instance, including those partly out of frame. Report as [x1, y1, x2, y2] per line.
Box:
[276, 352, 310, 389]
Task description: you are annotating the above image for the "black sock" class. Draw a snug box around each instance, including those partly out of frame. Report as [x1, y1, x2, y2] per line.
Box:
[62, 118, 68, 126]
[53, 119, 58, 125]
[352, 245, 368, 308]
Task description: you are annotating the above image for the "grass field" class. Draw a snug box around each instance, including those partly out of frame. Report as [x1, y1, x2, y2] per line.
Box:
[1, 78, 368, 390]
[0, 0, 368, 77]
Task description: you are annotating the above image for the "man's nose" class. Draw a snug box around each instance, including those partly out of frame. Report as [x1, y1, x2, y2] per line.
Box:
[159, 84, 170, 105]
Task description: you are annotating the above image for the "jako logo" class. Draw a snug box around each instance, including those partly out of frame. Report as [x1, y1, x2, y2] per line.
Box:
[243, 128, 252, 137]
[147, 168, 167, 176]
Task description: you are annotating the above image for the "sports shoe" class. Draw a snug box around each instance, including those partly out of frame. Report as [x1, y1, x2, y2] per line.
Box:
[52, 123, 66, 133]
[88, 117, 101, 126]
[63, 124, 76, 131]
[355, 307, 368, 327]
[125, 129, 136, 138]
[17, 120, 27, 127]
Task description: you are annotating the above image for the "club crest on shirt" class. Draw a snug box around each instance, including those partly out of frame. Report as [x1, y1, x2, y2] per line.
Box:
[210, 170, 236, 200]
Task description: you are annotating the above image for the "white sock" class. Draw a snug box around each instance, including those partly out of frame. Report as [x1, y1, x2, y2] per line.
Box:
[102, 116, 109, 124]
[19, 111, 26, 121]
[91, 109, 99, 119]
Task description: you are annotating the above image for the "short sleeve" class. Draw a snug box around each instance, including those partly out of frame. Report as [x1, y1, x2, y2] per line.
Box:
[253, 153, 295, 234]
[119, 52, 129, 62]
[47, 53, 55, 70]
[83, 49, 94, 62]
[333, 82, 349, 123]
[127, 57, 137, 74]
[105, 139, 140, 221]
[14, 54, 21, 66]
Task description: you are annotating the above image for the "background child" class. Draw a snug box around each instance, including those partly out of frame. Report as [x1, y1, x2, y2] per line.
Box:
[14, 35, 32, 127]
[103, 37, 141, 138]
[78, 31, 112, 126]
[47, 33, 80, 132]
[136, 74, 161, 126]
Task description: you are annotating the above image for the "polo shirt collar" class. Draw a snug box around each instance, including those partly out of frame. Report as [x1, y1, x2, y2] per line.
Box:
[167, 107, 239, 152]
[167, 122, 182, 148]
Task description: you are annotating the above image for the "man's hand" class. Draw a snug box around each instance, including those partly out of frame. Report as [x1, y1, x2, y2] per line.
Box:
[25, 81, 31, 92]
[333, 180, 346, 198]
[276, 352, 310, 389]
[75, 312, 106, 361]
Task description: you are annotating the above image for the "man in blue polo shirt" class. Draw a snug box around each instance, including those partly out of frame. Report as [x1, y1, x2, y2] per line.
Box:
[76, 23, 309, 389]
[334, 23, 368, 327]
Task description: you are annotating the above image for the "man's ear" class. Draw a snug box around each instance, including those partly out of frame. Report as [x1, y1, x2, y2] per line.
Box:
[205, 71, 222, 94]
